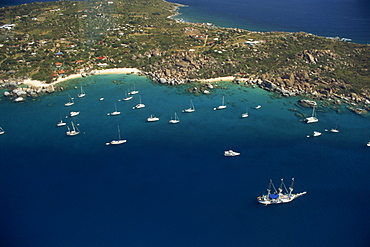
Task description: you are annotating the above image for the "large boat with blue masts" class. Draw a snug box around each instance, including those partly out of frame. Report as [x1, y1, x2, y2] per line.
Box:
[257, 178, 306, 205]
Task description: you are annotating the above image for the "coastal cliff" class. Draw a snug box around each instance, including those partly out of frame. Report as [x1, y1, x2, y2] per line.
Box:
[0, 0, 369, 109]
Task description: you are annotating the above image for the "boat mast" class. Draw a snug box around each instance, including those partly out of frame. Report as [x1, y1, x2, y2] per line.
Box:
[270, 180, 278, 194]
[289, 178, 295, 195]
[278, 179, 284, 194]
[312, 106, 316, 118]
[282, 179, 289, 194]
[117, 125, 121, 139]
[267, 180, 272, 196]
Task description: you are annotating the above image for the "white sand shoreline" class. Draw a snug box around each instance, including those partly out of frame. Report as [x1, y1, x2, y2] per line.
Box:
[195, 76, 237, 83]
[22, 67, 241, 89]
[22, 68, 141, 88]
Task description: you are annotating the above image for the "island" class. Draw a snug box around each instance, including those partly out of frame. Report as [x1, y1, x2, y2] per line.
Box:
[0, 0, 369, 112]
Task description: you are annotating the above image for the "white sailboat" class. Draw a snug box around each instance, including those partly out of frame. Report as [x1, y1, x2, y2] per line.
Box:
[147, 115, 159, 122]
[183, 99, 195, 113]
[305, 106, 318, 123]
[257, 178, 307, 205]
[213, 96, 226, 110]
[56, 114, 66, 127]
[108, 103, 121, 116]
[64, 94, 74, 106]
[241, 106, 249, 118]
[123, 90, 133, 101]
[367, 142, 370, 147]
[330, 122, 339, 133]
[133, 95, 145, 109]
[77, 86, 85, 98]
[106, 125, 127, 145]
[66, 121, 80, 136]
[0, 127, 4, 135]
[169, 112, 180, 124]
[129, 84, 139, 95]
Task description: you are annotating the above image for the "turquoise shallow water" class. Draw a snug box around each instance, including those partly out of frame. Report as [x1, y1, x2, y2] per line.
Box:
[0, 74, 370, 246]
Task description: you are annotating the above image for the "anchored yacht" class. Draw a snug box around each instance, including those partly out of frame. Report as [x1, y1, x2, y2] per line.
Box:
[257, 178, 306, 205]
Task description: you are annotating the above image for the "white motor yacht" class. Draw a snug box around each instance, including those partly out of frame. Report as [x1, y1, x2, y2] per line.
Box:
[224, 150, 240, 157]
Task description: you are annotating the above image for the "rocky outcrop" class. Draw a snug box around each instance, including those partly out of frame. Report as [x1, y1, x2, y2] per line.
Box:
[2, 82, 56, 101]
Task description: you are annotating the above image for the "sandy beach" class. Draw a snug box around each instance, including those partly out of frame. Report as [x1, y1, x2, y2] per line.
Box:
[195, 76, 236, 83]
[22, 68, 242, 89]
[22, 68, 141, 88]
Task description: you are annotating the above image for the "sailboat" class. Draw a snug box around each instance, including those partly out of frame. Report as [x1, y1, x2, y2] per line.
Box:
[183, 99, 195, 113]
[123, 90, 133, 101]
[330, 122, 339, 133]
[77, 86, 85, 98]
[106, 125, 127, 145]
[257, 178, 307, 205]
[64, 94, 74, 106]
[0, 127, 4, 135]
[133, 95, 145, 109]
[305, 106, 318, 123]
[66, 121, 80, 136]
[108, 103, 120, 116]
[129, 84, 139, 95]
[147, 115, 159, 122]
[169, 112, 180, 124]
[56, 114, 66, 127]
[213, 96, 226, 110]
[241, 106, 249, 118]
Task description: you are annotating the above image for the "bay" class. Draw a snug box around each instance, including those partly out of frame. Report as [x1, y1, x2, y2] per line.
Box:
[0, 74, 369, 246]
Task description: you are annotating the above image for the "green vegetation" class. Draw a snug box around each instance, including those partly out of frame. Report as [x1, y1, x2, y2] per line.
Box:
[0, 0, 369, 101]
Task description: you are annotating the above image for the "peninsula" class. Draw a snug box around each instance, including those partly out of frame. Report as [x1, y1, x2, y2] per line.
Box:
[0, 0, 369, 110]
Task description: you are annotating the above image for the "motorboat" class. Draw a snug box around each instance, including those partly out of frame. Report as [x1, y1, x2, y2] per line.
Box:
[70, 111, 80, 117]
[224, 150, 240, 157]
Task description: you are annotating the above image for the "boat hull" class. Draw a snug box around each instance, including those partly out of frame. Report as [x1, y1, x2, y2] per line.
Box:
[109, 140, 127, 145]
[305, 117, 318, 123]
[183, 108, 195, 113]
[257, 192, 307, 205]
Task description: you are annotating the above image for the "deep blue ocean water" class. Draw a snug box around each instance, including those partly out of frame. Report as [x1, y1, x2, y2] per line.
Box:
[0, 74, 370, 246]
[174, 0, 370, 44]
